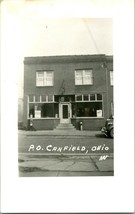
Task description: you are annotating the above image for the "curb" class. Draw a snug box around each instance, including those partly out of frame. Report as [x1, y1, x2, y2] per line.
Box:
[18, 130, 102, 137]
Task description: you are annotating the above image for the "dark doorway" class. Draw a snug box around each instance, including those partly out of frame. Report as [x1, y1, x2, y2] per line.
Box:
[63, 105, 68, 118]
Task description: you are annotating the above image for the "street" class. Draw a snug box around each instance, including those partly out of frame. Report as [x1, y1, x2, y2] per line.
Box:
[18, 130, 114, 176]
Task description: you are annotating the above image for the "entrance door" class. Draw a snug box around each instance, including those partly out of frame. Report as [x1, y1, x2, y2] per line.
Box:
[59, 103, 71, 123]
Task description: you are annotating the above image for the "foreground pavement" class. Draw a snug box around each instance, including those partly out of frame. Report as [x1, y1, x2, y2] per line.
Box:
[18, 130, 114, 176]
[19, 153, 114, 177]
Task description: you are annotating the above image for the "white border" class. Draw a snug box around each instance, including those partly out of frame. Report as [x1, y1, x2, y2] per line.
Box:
[1, 0, 134, 213]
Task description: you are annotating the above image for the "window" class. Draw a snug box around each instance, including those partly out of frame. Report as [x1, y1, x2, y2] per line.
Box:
[110, 71, 113, 86]
[48, 95, 53, 102]
[76, 102, 102, 117]
[90, 94, 95, 101]
[76, 95, 82, 101]
[35, 95, 40, 102]
[28, 94, 57, 118]
[29, 103, 59, 118]
[36, 71, 53, 86]
[97, 94, 102, 100]
[83, 94, 89, 101]
[75, 70, 93, 85]
[75, 93, 103, 118]
[29, 95, 34, 102]
[41, 95, 47, 102]
[75, 93, 102, 102]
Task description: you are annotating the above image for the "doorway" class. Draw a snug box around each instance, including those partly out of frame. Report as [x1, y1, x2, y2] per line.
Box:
[59, 103, 71, 123]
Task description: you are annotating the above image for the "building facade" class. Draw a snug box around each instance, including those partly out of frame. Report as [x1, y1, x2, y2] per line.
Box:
[23, 55, 113, 130]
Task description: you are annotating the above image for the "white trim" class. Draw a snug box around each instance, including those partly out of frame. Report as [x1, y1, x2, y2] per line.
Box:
[59, 102, 71, 123]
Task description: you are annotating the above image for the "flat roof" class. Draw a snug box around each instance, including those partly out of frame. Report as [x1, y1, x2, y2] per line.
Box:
[24, 54, 113, 64]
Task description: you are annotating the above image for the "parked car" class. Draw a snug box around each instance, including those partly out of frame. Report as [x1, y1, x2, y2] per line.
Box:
[101, 116, 114, 138]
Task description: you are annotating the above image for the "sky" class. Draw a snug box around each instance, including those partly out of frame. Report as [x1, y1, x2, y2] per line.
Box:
[22, 18, 113, 56]
[1, 1, 113, 98]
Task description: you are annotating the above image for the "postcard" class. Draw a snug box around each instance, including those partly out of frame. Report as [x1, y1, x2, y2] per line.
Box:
[1, 0, 134, 213]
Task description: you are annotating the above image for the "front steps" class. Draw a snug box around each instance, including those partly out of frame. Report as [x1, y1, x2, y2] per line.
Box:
[54, 123, 76, 131]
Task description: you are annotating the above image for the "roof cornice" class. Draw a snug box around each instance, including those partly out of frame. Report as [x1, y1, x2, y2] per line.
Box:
[24, 54, 113, 64]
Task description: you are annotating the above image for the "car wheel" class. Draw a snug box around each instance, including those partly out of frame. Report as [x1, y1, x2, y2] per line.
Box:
[110, 128, 114, 138]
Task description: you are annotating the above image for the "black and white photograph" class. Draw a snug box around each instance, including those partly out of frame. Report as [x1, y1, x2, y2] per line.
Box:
[18, 18, 114, 177]
[1, 0, 134, 213]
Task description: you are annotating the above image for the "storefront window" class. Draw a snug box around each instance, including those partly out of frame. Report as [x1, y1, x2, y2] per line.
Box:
[76, 102, 102, 117]
[29, 103, 59, 118]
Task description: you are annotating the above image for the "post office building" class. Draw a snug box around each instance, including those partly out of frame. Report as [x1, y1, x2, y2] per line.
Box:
[23, 55, 113, 130]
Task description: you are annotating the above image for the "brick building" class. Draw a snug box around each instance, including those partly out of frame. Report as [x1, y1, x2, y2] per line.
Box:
[23, 55, 113, 130]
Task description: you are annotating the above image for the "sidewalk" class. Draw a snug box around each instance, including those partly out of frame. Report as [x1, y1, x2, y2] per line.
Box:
[18, 129, 113, 176]
[19, 129, 102, 137]
[19, 153, 114, 177]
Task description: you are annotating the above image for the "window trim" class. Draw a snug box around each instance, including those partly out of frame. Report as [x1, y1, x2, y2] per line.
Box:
[75, 69, 93, 85]
[36, 71, 54, 87]
[28, 95, 55, 103]
[75, 93, 103, 102]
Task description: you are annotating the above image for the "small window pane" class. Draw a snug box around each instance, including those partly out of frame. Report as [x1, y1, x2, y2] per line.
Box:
[83, 70, 93, 85]
[76, 70, 83, 76]
[29, 95, 34, 102]
[75, 77, 83, 85]
[35, 95, 40, 102]
[36, 72, 44, 86]
[76, 95, 82, 101]
[83, 94, 89, 101]
[75, 71, 83, 85]
[97, 94, 102, 100]
[37, 72, 44, 77]
[48, 95, 53, 102]
[90, 94, 95, 100]
[46, 72, 53, 86]
[41, 95, 46, 102]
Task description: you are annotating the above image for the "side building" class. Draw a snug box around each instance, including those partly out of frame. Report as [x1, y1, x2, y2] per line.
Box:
[23, 55, 113, 130]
